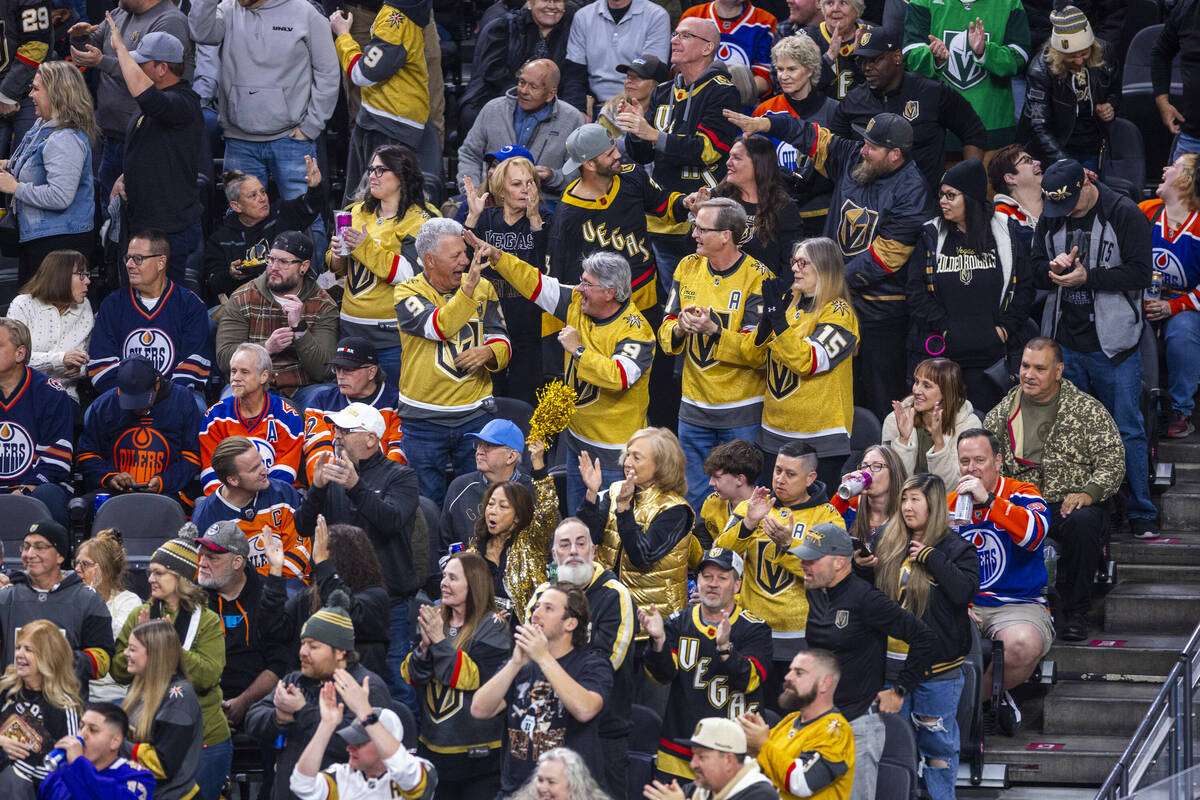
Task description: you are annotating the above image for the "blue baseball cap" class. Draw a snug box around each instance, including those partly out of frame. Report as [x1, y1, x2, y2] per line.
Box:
[466, 419, 525, 453]
[484, 144, 535, 164]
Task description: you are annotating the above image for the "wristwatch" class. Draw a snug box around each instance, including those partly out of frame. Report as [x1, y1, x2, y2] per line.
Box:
[358, 712, 380, 727]
[291, 320, 308, 334]
[574, 345, 585, 359]
[981, 491, 996, 509]
[892, 685, 908, 699]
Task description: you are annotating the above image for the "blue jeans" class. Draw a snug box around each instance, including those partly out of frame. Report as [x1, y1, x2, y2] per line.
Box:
[897, 673, 964, 800]
[195, 736, 233, 800]
[1165, 310, 1200, 416]
[30, 483, 70, 527]
[376, 345, 403, 387]
[387, 599, 420, 717]
[1174, 132, 1200, 161]
[401, 414, 494, 505]
[288, 382, 334, 413]
[96, 136, 124, 206]
[677, 419, 761, 512]
[1061, 347, 1156, 520]
[167, 221, 203, 294]
[224, 136, 326, 267]
[564, 446, 624, 517]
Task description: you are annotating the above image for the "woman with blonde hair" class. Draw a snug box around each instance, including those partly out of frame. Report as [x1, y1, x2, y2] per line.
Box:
[872, 473, 978, 800]
[111, 526, 229, 800]
[0, 620, 81, 798]
[719, 237, 859, 488]
[883, 358, 982, 488]
[463, 155, 550, 405]
[74, 530, 142, 702]
[578, 427, 695, 618]
[121, 619, 204, 800]
[468, 439, 558, 619]
[404, 551, 511, 800]
[7, 250, 92, 401]
[0, 61, 97, 283]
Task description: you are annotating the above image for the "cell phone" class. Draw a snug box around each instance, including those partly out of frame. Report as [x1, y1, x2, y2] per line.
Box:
[854, 540, 872, 557]
[131, 482, 153, 491]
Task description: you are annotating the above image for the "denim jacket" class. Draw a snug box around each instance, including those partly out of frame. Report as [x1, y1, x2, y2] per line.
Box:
[10, 119, 94, 242]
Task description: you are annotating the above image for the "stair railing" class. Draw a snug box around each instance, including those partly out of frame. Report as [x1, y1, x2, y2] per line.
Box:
[1096, 620, 1200, 800]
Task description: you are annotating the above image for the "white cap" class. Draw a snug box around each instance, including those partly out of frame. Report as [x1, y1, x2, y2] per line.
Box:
[324, 402, 386, 438]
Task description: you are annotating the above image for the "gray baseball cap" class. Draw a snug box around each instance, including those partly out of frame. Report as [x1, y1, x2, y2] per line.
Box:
[789, 522, 855, 560]
[130, 31, 185, 64]
[197, 520, 250, 558]
[562, 124, 614, 177]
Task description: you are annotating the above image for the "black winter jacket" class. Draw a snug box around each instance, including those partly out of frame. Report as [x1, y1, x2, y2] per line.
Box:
[908, 531, 980, 678]
[1017, 46, 1120, 165]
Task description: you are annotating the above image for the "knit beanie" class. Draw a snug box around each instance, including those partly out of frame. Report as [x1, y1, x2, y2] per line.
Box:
[1050, 5, 1095, 54]
[301, 589, 356, 652]
[151, 522, 201, 580]
[941, 159, 989, 205]
[26, 520, 70, 564]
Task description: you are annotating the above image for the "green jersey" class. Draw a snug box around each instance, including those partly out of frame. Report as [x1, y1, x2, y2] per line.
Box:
[902, 0, 1031, 148]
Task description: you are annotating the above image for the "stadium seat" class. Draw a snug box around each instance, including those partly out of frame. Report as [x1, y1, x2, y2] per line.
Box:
[91, 494, 188, 572]
[959, 625, 986, 784]
[627, 704, 662, 799]
[1103, 118, 1147, 199]
[1120, 24, 1181, 186]
[842, 406, 883, 475]
[0, 494, 53, 571]
[877, 711, 920, 800]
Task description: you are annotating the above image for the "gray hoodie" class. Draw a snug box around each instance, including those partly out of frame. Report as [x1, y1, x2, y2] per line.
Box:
[188, 0, 339, 142]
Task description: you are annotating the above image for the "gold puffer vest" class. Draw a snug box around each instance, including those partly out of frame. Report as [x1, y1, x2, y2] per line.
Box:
[596, 482, 693, 618]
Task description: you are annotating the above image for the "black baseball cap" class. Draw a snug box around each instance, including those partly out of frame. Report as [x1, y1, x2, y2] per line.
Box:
[328, 337, 379, 368]
[272, 230, 313, 263]
[852, 112, 913, 151]
[116, 355, 160, 410]
[698, 546, 744, 576]
[1040, 158, 1086, 217]
[617, 54, 669, 83]
[854, 25, 902, 59]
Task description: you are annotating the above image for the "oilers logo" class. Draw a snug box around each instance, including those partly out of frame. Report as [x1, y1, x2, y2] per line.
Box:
[123, 329, 175, 374]
[247, 437, 278, 471]
[1153, 247, 1188, 290]
[716, 40, 752, 67]
[963, 526, 1007, 590]
[0, 422, 33, 480]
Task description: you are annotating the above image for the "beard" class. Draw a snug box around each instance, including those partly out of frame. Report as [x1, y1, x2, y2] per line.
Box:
[268, 272, 302, 294]
[556, 561, 592, 586]
[851, 158, 886, 186]
[779, 684, 817, 712]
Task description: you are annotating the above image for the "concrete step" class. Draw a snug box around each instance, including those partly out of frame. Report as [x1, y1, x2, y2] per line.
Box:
[1110, 531, 1200, 566]
[1049, 632, 1187, 680]
[1157, 437, 1200, 463]
[985, 731, 1128, 784]
[1118, 562, 1200, 583]
[1104, 582, 1200, 634]
[960, 786, 1099, 800]
[1041, 682, 1159, 736]
[1155, 487, 1200, 528]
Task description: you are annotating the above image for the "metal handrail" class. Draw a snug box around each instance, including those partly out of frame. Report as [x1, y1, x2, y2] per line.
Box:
[1095, 621, 1200, 800]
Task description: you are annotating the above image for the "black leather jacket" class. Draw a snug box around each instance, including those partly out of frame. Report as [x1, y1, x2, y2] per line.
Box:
[1017, 46, 1120, 164]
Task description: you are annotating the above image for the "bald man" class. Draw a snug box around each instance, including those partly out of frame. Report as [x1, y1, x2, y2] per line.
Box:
[458, 57, 587, 194]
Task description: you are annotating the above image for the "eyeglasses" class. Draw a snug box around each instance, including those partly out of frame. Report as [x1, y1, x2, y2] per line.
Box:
[672, 30, 711, 42]
[73, 270, 89, 279]
[365, 166, 391, 177]
[790, 255, 812, 268]
[1015, 154, 1035, 167]
[688, 214, 726, 235]
[126, 253, 165, 266]
[858, 461, 888, 474]
[75, 558, 97, 570]
[19, 542, 54, 552]
[577, 280, 606, 290]
[146, 567, 171, 579]
[938, 189, 961, 201]
[266, 256, 302, 266]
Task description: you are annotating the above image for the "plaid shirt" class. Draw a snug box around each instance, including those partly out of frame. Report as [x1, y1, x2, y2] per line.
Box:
[216, 273, 339, 394]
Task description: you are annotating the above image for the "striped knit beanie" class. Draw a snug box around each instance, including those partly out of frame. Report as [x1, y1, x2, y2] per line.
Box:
[151, 522, 201, 580]
[301, 589, 356, 651]
[1050, 6, 1094, 53]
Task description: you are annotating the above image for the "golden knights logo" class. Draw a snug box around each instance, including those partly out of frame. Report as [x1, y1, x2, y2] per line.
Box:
[767, 352, 799, 400]
[837, 199, 879, 256]
[754, 521, 806, 595]
[424, 683, 464, 724]
[564, 358, 600, 407]
[903, 100, 919, 121]
[436, 316, 485, 381]
[687, 309, 732, 369]
[942, 28, 990, 90]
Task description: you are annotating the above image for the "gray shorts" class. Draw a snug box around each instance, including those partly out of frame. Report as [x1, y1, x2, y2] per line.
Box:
[973, 603, 1055, 660]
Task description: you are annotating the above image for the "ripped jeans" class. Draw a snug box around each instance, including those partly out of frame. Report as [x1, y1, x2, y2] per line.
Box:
[892, 671, 965, 800]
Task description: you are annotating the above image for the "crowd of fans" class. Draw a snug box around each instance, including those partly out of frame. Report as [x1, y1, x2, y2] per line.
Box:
[0, 0, 1188, 796]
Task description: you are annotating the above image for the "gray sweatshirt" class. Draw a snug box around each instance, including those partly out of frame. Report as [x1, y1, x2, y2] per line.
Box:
[188, 0, 339, 142]
[75, 1, 191, 140]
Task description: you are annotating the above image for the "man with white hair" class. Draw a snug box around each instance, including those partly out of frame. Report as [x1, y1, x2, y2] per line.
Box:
[393, 217, 510, 504]
[465, 231, 655, 513]
[199, 342, 305, 494]
[527, 518, 638, 797]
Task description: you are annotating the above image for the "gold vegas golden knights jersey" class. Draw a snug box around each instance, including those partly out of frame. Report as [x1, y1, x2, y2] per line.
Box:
[717, 497, 845, 659]
[491, 252, 655, 469]
[759, 708, 855, 800]
[392, 274, 510, 424]
[659, 252, 773, 429]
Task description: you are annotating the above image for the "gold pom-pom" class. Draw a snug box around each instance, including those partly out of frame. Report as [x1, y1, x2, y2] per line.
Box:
[527, 380, 577, 446]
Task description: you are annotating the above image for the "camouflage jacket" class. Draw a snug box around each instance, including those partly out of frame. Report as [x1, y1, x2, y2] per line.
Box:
[983, 379, 1125, 505]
